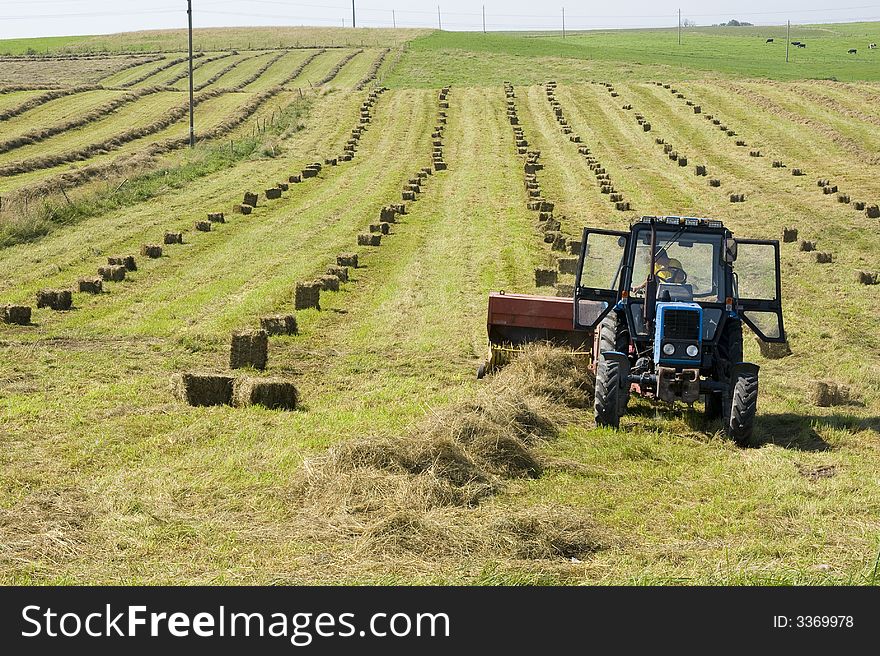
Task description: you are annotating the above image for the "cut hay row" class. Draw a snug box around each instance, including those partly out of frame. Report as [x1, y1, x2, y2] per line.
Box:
[545, 81, 634, 215]
[278, 49, 326, 88]
[94, 54, 166, 84]
[316, 49, 363, 86]
[192, 52, 262, 92]
[0, 86, 165, 156]
[654, 81, 878, 218]
[120, 54, 202, 88]
[355, 48, 390, 91]
[0, 85, 103, 122]
[163, 51, 235, 87]
[505, 82, 577, 295]
[234, 52, 288, 91]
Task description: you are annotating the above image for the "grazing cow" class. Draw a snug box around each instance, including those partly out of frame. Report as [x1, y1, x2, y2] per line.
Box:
[791, 41, 801, 46]
[797, 43, 806, 48]
[848, 48, 858, 54]
[766, 38, 774, 43]
[870, 43, 877, 49]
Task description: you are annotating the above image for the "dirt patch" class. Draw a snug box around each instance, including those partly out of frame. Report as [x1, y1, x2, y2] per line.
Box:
[796, 463, 837, 481]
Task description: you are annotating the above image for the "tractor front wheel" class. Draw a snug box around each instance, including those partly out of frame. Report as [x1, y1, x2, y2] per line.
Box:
[594, 360, 621, 429]
[725, 372, 759, 447]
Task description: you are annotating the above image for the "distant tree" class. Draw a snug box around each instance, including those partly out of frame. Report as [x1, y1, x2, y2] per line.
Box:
[719, 19, 753, 27]
[682, 18, 697, 28]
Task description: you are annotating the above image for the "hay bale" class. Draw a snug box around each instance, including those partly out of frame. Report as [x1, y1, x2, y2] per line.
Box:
[295, 281, 321, 310]
[278, 182, 289, 191]
[402, 191, 416, 201]
[195, 220, 212, 232]
[36, 289, 72, 311]
[798, 239, 816, 252]
[678, 157, 688, 167]
[822, 185, 838, 195]
[729, 193, 745, 203]
[208, 212, 225, 223]
[693, 105, 701, 113]
[709, 179, 721, 187]
[1, 305, 31, 325]
[265, 188, 282, 200]
[810, 380, 853, 407]
[695, 164, 707, 176]
[555, 284, 575, 298]
[852, 201, 865, 211]
[289, 174, 302, 183]
[866, 204, 880, 219]
[535, 267, 557, 287]
[230, 329, 268, 370]
[568, 240, 581, 255]
[855, 270, 879, 285]
[140, 244, 162, 259]
[726, 130, 736, 137]
[782, 227, 798, 243]
[233, 377, 298, 411]
[642, 122, 651, 132]
[318, 274, 340, 292]
[170, 373, 234, 407]
[260, 315, 298, 336]
[551, 234, 567, 251]
[108, 255, 136, 271]
[236, 204, 252, 215]
[817, 178, 829, 187]
[380, 206, 398, 223]
[735, 140, 747, 147]
[754, 336, 792, 359]
[164, 232, 183, 245]
[814, 252, 832, 264]
[772, 160, 785, 168]
[77, 277, 103, 294]
[358, 233, 381, 246]
[434, 161, 447, 171]
[792, 168, 804, 176]
[243, 192, 258, 207]
[98, 265, 126, 282]
[337, 253, 358, 268]
[327, 265, 349, 282]
[615, 201, 631, 211]
[558, 257, 579, 275]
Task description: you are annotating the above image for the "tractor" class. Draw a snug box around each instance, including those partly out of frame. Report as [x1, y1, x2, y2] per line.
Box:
[481, 216, 786, 446]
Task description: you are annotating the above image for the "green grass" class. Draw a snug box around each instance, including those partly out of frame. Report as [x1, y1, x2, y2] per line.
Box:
[0, 35, 91, 55]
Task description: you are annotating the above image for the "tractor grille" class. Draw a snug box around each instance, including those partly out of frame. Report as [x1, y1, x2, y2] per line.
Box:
[663, 309, 700, 340]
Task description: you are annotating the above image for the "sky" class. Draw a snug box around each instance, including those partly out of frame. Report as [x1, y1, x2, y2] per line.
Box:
[2, 1, 880, 39]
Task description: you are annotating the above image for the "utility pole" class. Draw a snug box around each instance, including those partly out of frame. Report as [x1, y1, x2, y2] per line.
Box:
[562, 8, 566, 38]
[678, 9, 681, 46]
[187, 0, 194, 148]
[482, 5, 486, 34]
[392, 10, 396, 28]
[352, 0, 355, 28]
[786, 20, 790, 62]
[438, 5, 442, 30]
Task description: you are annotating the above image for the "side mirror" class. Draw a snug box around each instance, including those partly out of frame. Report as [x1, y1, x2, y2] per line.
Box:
[723, 238, 738, 264]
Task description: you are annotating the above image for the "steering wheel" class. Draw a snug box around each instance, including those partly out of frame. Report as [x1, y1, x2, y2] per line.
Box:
[657, 266, 688, 284]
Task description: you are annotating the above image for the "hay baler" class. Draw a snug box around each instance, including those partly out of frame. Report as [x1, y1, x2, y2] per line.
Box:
[482, 216, 785, 446]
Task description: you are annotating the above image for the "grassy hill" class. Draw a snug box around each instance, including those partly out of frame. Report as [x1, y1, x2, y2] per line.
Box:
[0, 24, 878, 585]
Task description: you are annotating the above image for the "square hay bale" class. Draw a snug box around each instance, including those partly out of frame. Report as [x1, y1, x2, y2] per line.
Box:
[318, 274, 340, 292]
[260, 315, 298, 336]
[98, 265, 127, 282]
[558, 257, 579, 275]
[108, 255, 136, 271]
[289, 174, 302, 183]
[817, 178, 829, 187]
[551, 234, 567, 252]
[678, 157, 688, 167]
[164, 232, 183, 245]
[695, 165, 707, 176]
[265, 188, 282, 200]
[791, 168, 804, 176]
[543, 231, 560, 245]
[327, 265, 349, 282]
[798, 239, 816, 252]
[814, 252, 832, 264]
[709, 179, 721, 187]
[555, 284, 575, 298]
[278, 182, 289, 191]
[243, 192, 259, 207]
[729, 193, 745, 203]
[170, 373, 234, 407]
[749, 150, 761, 157]
[693, 105, 701, 114]
[237, 204, 253, 215]
[837, 193, 850, 204]
[772, 161, 785, 168]
[78, 277, 103, 294]
[1, 305, 31, 325]
[295, 281, 321, 310]
[642, 122, 651, 132]
[369, 223, 382, 233]
[36, 289, 72, 311]
[140, 244, 162, 259]
[822, 185, 838, 195]
[302, 168, 318, 179]
[535, 267, 557, 287]
[195, 220, 212, 231]
[402, 191, 416, 201]
[754, 336, 792, 359]
[866, 205, 880, 219]
[230, 329, 268, 370]
[615, 201, 631, 211]
[380, 206, 398, 223]
[337, 253, 358, 268]
[782, 227, 798, 243]
[233, 377, 298, 411]
[434, 161, 447, 171]
[358, 233, 381, 246]
[855, 270, 879, 285]
[568, 240, 582, 255]
[811, 380, 853, 407]
[208, 212, 225, 223]
[852, 201, 865, 211]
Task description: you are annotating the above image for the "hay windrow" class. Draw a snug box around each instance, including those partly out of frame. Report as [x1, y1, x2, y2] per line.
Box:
[293, 346, 603, 562]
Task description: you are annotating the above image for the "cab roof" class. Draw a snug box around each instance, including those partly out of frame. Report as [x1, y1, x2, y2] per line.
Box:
[634, 215, 725, 229]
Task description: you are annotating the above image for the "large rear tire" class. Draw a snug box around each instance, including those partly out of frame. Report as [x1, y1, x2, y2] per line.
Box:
[594, 360, 621, 429]
[598, 312, 630, 415]
[725, 373, 758, 447]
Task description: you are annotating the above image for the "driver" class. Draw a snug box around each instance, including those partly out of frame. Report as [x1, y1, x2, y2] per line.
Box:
[632, 247, 687, 293]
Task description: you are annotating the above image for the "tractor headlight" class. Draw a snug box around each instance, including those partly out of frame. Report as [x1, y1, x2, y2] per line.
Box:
[686, 344, 700, 357]
[662, 343, 675, 356]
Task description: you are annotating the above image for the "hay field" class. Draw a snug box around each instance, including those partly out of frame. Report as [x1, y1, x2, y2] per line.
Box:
[0, 24, 878, 585]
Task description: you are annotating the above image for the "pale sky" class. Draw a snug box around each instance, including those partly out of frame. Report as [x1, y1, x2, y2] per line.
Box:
[2, 1, 879, 39]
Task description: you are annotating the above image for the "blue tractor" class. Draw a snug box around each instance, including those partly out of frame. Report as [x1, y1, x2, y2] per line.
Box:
[574, 216, 786, 445]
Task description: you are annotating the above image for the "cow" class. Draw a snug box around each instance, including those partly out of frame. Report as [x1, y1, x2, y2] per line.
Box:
[870, 43, 877, 49]
[848, 48, 858, 54]
[791, 41, 801, 46]
[766, 38, 774, 43]
[797, 43, 806, 48]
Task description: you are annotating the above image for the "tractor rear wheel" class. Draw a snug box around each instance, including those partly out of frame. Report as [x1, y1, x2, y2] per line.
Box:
[598, 311, 630, 415]
[594, 360, 621, 429]
[725, 372, 758, 447]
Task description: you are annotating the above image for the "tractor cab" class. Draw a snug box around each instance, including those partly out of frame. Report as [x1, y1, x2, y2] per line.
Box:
[574, 216, 785, 445]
